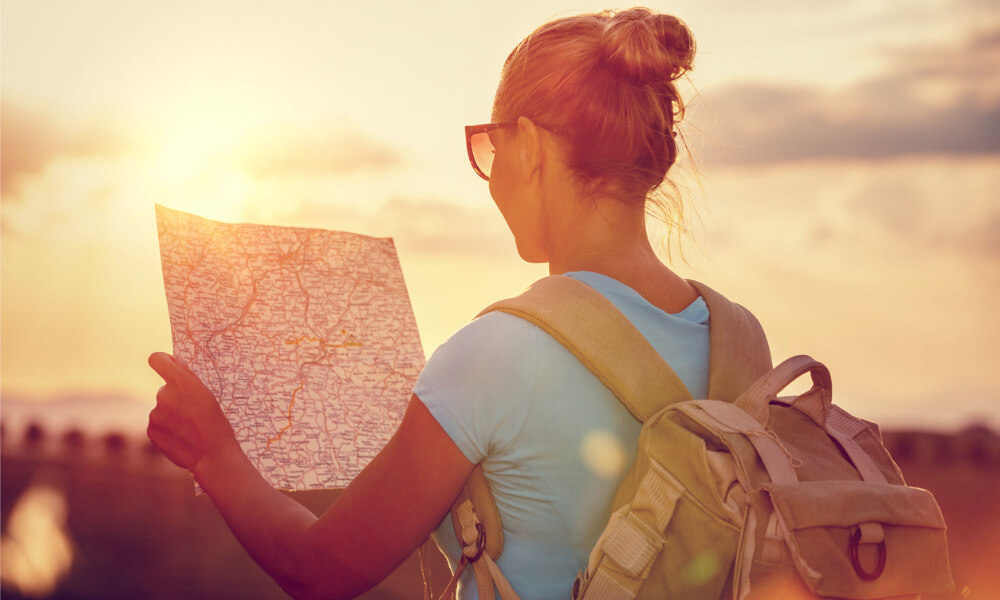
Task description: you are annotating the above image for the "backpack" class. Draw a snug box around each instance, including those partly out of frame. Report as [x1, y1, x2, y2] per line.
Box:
[418, 275, 955, 600]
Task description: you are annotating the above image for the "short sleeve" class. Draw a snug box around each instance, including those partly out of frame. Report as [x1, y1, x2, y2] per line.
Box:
[412, 311, 538, 465]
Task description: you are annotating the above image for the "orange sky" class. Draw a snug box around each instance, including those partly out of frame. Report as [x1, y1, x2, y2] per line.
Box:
[2, 1, 998, 431]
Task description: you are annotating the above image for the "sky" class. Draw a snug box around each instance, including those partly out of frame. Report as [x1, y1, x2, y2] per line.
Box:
[2, 0, 998, 432]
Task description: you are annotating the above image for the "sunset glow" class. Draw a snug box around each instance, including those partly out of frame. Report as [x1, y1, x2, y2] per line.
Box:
[2, 2, 999, 599]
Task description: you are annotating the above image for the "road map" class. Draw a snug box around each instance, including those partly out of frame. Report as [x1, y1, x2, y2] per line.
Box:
[155, 204, 425, 491]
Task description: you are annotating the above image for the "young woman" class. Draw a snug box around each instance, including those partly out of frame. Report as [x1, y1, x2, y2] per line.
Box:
[147, 8, 705, 600]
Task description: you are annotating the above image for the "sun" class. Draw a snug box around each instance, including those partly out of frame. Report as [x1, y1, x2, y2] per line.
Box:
[147, 97, 259, 221]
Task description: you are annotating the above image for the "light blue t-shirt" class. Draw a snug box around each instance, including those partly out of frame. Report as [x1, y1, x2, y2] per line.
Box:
[413, 271, 710, 600]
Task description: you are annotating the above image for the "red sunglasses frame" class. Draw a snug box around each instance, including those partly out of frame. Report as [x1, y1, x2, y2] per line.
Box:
[464, 120, 519, 181]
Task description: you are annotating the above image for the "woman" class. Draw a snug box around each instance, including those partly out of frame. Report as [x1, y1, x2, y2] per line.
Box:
[147, 7, 704, 600]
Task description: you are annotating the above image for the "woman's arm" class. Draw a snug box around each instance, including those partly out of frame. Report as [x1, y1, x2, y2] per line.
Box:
[195, 394, 474, 600]
[147, 353, 475, 600]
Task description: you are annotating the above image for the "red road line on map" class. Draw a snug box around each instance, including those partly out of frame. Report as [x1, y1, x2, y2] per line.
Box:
[266, 380, 304, 450]
[284, 335, 363, 348]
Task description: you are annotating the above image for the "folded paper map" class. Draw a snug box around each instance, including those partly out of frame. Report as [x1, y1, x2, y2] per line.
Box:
[155, 204, 425, 491]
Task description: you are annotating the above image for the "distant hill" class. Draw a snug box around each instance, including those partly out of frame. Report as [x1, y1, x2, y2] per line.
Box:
[1, 392, 152, 436]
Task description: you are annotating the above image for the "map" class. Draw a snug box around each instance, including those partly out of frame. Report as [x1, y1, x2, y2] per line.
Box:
[155, 204, 425, 491]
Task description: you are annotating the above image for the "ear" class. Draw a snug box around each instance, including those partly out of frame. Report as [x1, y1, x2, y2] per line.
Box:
[516, 116, 542, 183]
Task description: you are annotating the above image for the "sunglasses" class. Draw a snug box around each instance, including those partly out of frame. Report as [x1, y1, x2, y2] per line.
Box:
[465, 120, 518, 182]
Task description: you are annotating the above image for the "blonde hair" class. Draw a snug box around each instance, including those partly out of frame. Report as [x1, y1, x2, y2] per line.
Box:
[494, 7, 699, 262]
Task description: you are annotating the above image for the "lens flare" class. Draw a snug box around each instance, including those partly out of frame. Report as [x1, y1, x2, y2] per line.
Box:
[0, 481, 74, 597]
[580, 430, 627, 478]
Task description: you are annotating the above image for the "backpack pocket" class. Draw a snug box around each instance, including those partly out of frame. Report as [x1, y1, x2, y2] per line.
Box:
[760, 480, 954, 599]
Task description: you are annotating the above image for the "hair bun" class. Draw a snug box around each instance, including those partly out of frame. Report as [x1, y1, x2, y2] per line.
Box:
[599, 8, 695, 85]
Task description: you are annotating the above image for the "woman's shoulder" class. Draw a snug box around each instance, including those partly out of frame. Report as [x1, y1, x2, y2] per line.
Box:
[413, 311, 542, 464]
[430, 310, 540, 359]
[416, 310, 541, 395]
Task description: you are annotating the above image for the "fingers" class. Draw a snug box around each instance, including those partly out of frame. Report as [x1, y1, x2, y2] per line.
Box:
[149, 404, 167, 429]
[155, 381, 183, 409]
[146, 416, 194, 470]
[153, 388, 188, 423]
[147, 406, 167, 446]
[148, 405, 189, 446]
[154, 384, 185, 422]
[148, 405, 179, 440]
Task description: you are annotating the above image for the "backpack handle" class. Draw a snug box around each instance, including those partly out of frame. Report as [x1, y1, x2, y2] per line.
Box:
[734, 355, 832, 426]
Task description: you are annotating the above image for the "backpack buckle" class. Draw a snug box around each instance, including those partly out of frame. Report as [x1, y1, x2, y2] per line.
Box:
[460, 522, 487, 565]
[849, 525, 887, 581]
[572, 570, 585, 599]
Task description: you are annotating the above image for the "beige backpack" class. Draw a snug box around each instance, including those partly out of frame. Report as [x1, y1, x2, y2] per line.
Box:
[419, 275, 955, 600]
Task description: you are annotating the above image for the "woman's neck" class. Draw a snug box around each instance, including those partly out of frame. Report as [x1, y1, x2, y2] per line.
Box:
[548, 236, 661, 279]
[545, 195, 659, 277]
[544, 197, 697, 312]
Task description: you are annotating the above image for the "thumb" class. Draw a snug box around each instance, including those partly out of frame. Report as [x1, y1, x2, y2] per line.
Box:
[148, 352, 181, 383]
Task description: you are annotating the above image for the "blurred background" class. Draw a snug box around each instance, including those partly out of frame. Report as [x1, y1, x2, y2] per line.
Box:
[2, 0, 997, 598]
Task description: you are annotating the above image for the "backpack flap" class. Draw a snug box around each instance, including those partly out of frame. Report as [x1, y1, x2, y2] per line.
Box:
[760, 480, 954, 598]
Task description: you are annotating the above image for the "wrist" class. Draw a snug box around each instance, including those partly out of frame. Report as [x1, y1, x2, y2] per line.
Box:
[193, 441, 251, 490]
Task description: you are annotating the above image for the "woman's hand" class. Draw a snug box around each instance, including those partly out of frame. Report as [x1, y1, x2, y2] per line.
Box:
[147, 351, 241, 474]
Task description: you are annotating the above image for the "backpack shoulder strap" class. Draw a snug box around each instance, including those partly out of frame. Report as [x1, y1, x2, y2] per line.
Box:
[477, 275, 774, 413]
[686, 279, 774, 402]
[475, 274, 692, 423]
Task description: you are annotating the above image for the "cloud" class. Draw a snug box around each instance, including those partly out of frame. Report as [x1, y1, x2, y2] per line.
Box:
[844, 157, 1000, 261]
[848, 177, 925, 237]
[0, 100, 133, 195]
[265, 196, 513, 257]
[377, 198, 514, 256]
[233, 122, 401, 177]
[0, 99, 402, 200]
[0, 101, 406, 242]
[689, 26, 1000, 164]
[698, 156, 1000, 266]
[959, 213, 1000, 260]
